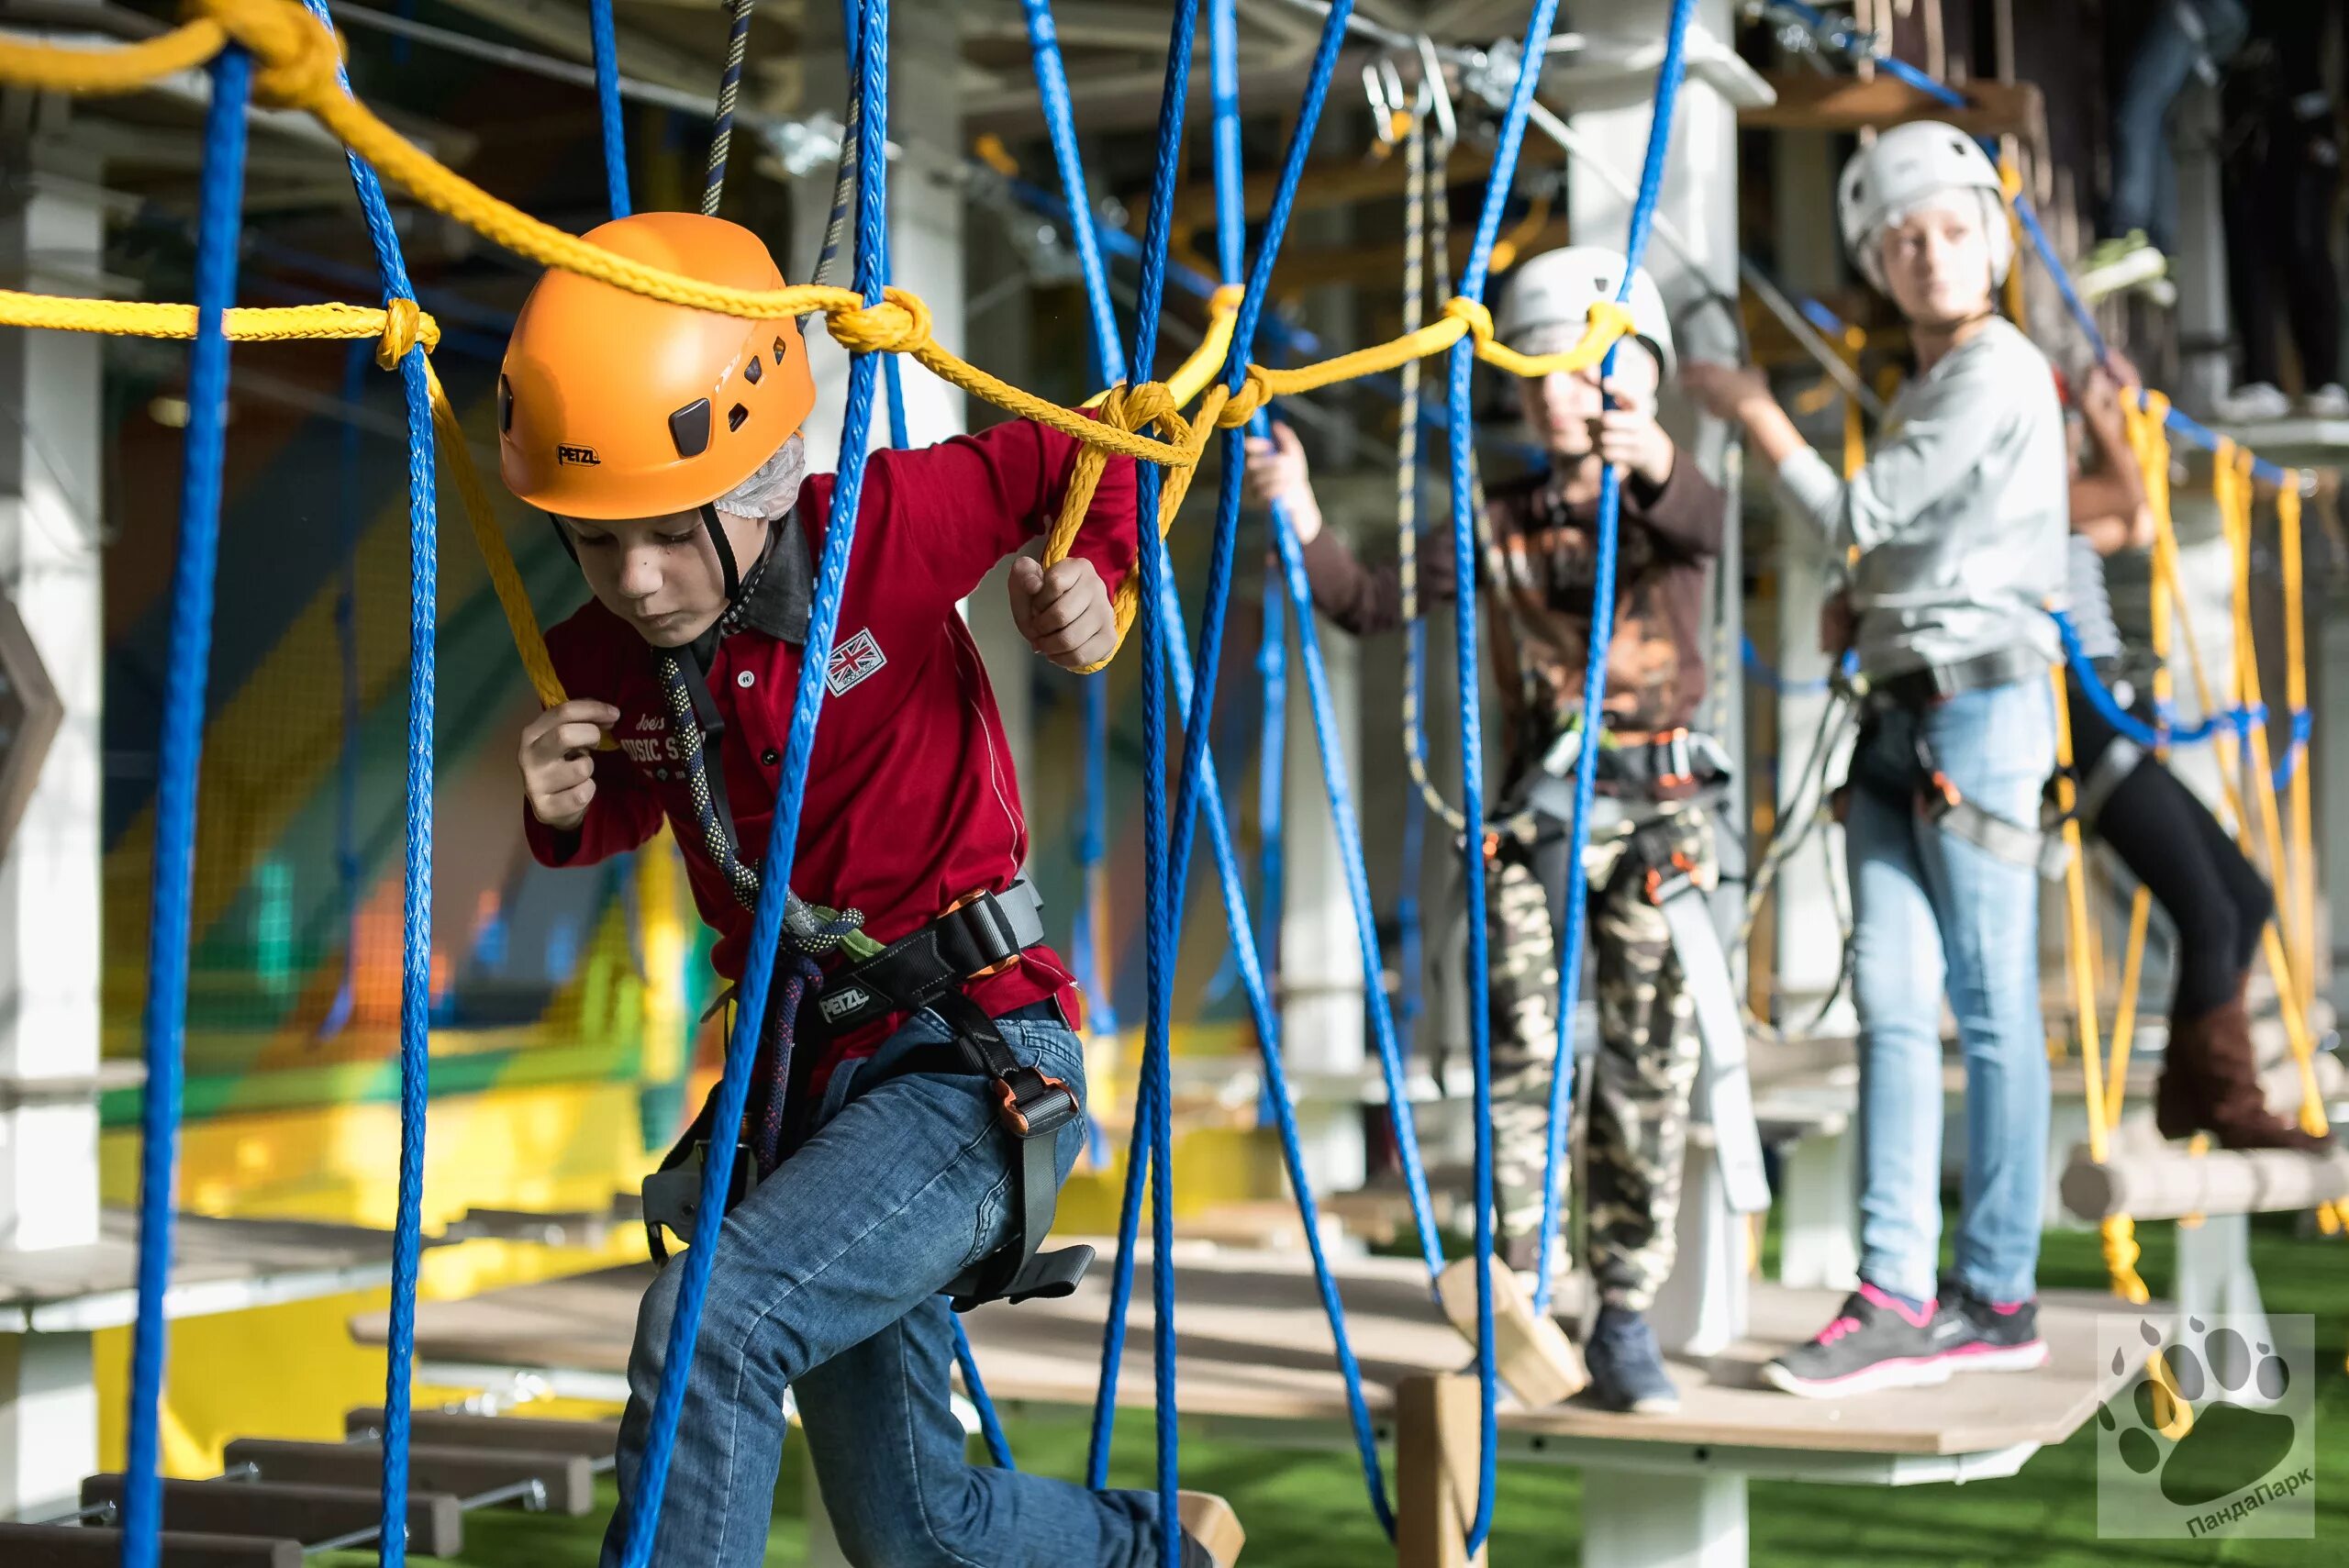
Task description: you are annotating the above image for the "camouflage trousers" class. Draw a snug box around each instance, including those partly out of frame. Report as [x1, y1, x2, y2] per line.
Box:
[1487, 805, 1715, 1311]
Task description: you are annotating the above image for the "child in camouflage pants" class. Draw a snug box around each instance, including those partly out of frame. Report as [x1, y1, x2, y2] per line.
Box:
[1243, 246, 1728, 1413]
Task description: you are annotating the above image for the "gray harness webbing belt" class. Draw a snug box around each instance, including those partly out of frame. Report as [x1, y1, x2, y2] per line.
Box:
[1648, 862, 1771, 1216]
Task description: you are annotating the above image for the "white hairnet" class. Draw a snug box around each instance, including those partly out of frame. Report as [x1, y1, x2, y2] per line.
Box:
[714, 431, 809, 523]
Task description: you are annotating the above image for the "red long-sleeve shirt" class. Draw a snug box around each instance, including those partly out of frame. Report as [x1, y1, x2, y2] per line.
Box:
[525, 418, 1138, 1089]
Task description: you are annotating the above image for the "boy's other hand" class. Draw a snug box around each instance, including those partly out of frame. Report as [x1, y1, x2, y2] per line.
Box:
[1009, 554, 1118, 672]
[520, 699, 619, 832]
[1241, 422, 1325, 544]
[1598, 379, 1675, 485]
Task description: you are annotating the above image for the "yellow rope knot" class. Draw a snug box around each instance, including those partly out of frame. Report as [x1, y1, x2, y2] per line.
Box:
[187, 0, 343, 109]
[1101, 380, 1181, 439]
[374, 295, 424, 369]
[1215, 367, 1273, 428]
[827, 286, 933, 357]
[1585, 297, 1637, 350]
[1440, 295, 1495, 348]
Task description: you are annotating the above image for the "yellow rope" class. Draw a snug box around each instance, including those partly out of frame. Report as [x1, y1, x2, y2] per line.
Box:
[2054, 662, 2151, 1305]
[2276, 482, 2317, 1021]
[0, 16, 230, 94]
[0, 291, 440, 349]
[419, 358, 565, 709]
[0, 0, 1645, 481]
[2150, 490, 2331, 1143]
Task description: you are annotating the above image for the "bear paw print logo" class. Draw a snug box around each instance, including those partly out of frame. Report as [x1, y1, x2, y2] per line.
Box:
[2099, 1317, 2297, 1507]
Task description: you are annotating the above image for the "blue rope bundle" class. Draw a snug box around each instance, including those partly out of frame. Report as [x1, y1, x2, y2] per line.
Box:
[1531, 0, 1700, 1334]
[590, 0, 631, 218]
[617, 1, 892, 1559]
[125, 46, 252, 1568]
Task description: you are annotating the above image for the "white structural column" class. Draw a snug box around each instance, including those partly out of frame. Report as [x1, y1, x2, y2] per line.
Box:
[777, 7, 1035, 790]
[1563, 0, 1751, 1363]
[1763, 131, 1856, 1037]
[0, 150, 106, 1518]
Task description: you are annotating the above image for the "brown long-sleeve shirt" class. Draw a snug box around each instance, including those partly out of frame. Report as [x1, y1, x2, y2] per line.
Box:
[1299, 458, 1725, 740]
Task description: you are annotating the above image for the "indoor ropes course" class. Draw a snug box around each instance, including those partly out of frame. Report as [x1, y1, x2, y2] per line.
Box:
[0, 1, 2330, 1567]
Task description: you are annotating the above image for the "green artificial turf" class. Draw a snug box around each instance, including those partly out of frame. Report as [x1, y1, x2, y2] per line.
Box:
[320, 1222, 2345, 1566]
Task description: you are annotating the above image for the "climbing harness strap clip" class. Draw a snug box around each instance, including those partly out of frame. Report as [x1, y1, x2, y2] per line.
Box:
[993, 1062, 1081, 1140]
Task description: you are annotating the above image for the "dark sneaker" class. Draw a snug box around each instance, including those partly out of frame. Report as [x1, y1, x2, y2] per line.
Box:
[1765, 1283, 1957, 1398]
[1584, 1305, 1680, 1414]
[1940, 1283, 2051, 1375]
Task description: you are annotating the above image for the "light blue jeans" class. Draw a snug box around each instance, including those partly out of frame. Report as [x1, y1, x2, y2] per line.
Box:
[600, 1003, 1165, 1568]
[1844, 681, 2054, 1306]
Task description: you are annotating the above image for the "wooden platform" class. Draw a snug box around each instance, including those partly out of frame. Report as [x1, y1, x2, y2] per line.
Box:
[355, 1245, 2129, 1464]
[2, 1211, 422, 1334]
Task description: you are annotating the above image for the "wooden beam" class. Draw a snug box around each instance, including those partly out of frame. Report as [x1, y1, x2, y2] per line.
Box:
[2061, 1145, 2349, 1223]
[344, 1408, 618, 1459]
[1741, 72, 2043, 143]
[0, 1526, 300, 1568]
[79, 1477, 462, 1559]
[1395, 1373, 1486, 1568]
[220, 1440, 594, 1516]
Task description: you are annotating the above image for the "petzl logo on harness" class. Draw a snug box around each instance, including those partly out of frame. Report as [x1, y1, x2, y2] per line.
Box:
[555, 443, 601, 466]
[827, 628, 887, 696]
[818, 985, 870, 1025]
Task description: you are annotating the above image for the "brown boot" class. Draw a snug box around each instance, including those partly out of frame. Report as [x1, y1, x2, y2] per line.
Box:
[2156, 994, 2333, 1152]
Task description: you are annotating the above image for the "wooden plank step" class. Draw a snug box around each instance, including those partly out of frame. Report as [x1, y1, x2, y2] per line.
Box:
[220, 1440, 593, 1516]
[0, 1524, 301, 1567]
[79, 1476, 462, 1558]
[345, 1407, 618, 1459]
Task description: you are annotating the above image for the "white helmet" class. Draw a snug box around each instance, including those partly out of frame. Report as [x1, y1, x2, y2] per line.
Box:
[1836, 120, 2013, 291]
[1495, 247, 1675, 376]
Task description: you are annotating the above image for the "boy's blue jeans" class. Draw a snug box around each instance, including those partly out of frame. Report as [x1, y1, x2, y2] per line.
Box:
[600, 1002, 1166, 1568]
[1844, 681, 2054, 1307]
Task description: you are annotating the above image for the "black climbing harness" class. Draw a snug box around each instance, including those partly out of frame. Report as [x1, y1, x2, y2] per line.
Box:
[640, 881, 1094, 1313]
[1844, 646, 2072, 881]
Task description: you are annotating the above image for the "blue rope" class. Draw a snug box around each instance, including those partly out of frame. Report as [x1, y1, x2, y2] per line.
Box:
[590, 0, 631, 218]
[1206, 0, 1286, 1128]
[1014, 0, 1397, 1527]
[2049, 607, 2266, 751]
[125, 46, 250, 1568]
[2275, 707, 2312, 791]
[1117, 7, 1203, 1560]
[294, 8, 447, 1551]
[950, 1317, 1017, 1469]
[1075, 0, 1193, 1493]
[1532, 0, 1699, 1332]
[1152, 532, 1399, 1533]
[1019, 0, 1125, 1069]
[1439, 0, 1578, 1543]
[1240, 4, 1453, 1298]
[617, 0, 891, 1557]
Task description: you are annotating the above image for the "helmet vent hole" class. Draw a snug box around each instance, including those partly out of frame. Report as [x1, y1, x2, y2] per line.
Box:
[728, 403, 751, 433]
[773, 336, 787, 364]
[743, 355, 763, 385]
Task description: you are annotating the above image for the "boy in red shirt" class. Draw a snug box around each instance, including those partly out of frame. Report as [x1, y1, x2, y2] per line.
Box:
[506, 213, 1235, 1568]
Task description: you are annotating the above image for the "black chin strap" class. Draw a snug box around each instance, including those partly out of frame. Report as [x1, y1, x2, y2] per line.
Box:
[701, 502, 741, 604]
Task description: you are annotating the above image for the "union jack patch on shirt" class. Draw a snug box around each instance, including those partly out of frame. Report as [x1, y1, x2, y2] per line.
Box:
[826, 628, 886, 695]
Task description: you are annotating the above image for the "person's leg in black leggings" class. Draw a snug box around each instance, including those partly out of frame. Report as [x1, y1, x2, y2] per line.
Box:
[2076, 686, 2313, 1146]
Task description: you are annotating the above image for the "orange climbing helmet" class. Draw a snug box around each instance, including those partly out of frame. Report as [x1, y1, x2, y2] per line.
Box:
[498, 212, 817, 522]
